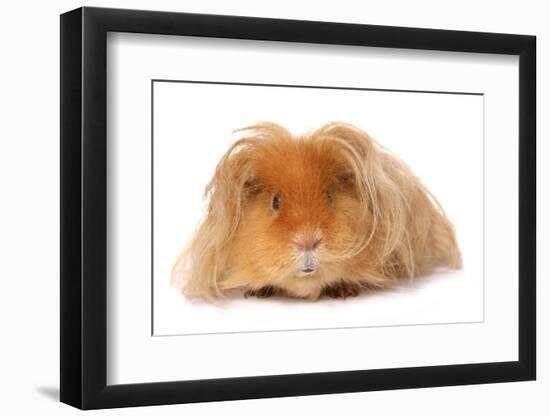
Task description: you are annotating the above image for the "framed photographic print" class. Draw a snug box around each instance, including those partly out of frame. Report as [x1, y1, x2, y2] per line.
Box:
[60, 6, 536, 410]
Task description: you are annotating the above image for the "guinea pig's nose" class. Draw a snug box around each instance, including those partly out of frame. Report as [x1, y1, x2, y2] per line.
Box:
[293, 237, 322, 252]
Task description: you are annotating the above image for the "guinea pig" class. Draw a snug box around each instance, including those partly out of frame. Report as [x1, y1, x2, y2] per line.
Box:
[171, 122, 461, 301]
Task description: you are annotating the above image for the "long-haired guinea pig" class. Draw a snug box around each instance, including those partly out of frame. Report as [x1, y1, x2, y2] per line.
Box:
[171, 122, 461, 301]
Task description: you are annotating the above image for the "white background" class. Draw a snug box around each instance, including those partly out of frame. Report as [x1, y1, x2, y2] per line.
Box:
[153, 80, 484, 336]
[0, 0, 546, 416]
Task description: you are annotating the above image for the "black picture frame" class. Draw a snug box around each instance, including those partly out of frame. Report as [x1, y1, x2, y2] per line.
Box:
[60, 6, 536, 410]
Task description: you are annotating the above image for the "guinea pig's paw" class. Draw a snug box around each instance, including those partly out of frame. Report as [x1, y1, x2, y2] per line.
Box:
[323, 282, 362, 299]
[244, 286, 279, 299]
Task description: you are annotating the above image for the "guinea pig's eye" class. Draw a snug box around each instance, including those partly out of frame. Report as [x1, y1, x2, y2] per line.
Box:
[327, 190, 334, 207]
[271, 193, 281, 211]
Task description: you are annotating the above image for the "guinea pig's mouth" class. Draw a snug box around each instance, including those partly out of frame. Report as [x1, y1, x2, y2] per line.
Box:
[299, 267, 316, 275]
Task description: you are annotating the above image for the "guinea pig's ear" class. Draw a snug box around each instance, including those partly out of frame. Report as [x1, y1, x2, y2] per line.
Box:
[243, 177, 263, 198]
[205, 138, 259, 236]
[316, 122, 380, 200]
[315, 122, 406, 259]
[334, 168, 355, 186]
